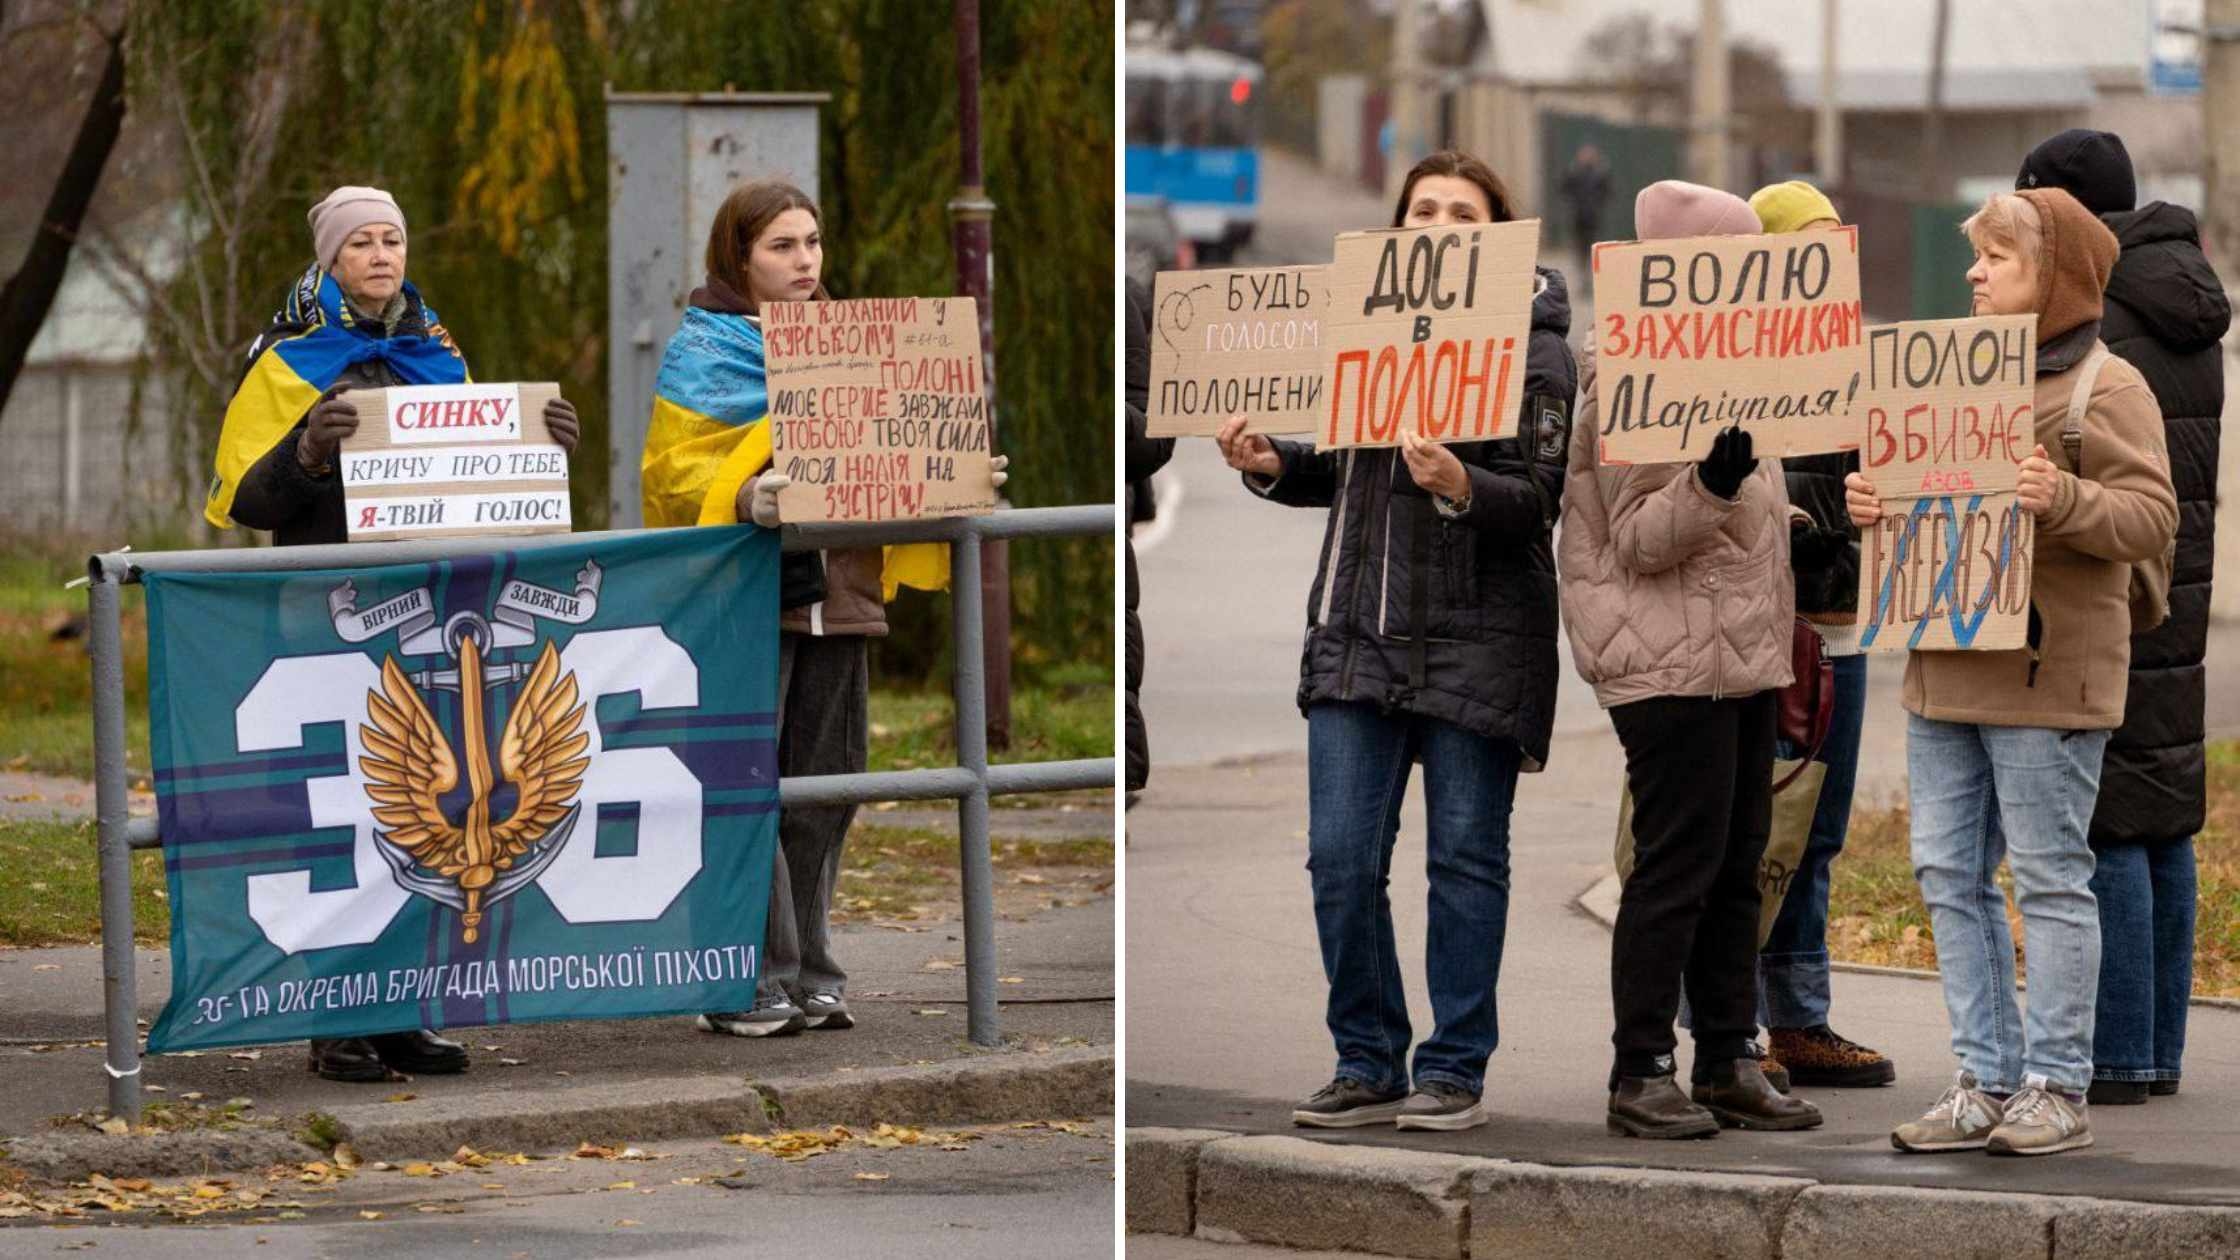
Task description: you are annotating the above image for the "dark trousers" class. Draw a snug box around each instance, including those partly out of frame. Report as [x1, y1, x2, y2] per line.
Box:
[759, 631, 869, 1000]
[2089, 838, 2195, 1084]
[1608, 690, 1776, 1083]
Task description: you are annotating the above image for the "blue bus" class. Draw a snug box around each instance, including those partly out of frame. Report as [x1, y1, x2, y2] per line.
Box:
[1125, 46, 1261, 263]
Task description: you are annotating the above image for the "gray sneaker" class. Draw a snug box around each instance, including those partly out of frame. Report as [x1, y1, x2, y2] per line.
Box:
[801, 990, 854, 1030]
[1891, 1069, 2006, 1152]
[1986, 1075, 2092, 1156]
[1291, 1077, 1407, 1128]
[697, 992, 807, 1038]
[1394, 1081, 1487, 1132]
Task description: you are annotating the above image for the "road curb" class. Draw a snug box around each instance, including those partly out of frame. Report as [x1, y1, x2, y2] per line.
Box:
[1, 1045, 1112, 1182]
[1124, 1129, 2240, 1259]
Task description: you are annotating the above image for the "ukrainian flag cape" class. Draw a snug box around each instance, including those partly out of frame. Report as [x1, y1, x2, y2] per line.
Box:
[204, 263, 469, 528]
[641, 305, 946, 598]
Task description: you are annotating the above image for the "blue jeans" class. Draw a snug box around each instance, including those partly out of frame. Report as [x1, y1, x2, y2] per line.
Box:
[1760, 651, 1867, 1028]
[1907, 714, 2108, 1093]
[1305, 701, 1521, 1096]
[2089, 838, 2195, 1083]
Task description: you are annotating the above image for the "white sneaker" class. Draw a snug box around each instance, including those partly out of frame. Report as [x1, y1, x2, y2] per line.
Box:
[801, 990, 854, 1030]
[1891, 1069, 2006, 1152]
[697, 992, 807, 1038]
[1986, 1074, 2093, 1156]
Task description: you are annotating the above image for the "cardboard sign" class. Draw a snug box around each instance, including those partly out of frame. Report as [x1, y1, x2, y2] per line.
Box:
[1856, 491, 2035, 653]
[1857, 316, 2036, 496]
[341, 383, 570, 541]
[1316, 219, 1541, 450]
[1147, 266, 1327, 436]
[763, 297, 997, 522]
[1592, 227, 1865, 464]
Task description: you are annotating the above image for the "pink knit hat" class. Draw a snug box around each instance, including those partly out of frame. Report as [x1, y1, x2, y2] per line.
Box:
[308, 186, 406, 269]
[1634, 180, 1760, 241]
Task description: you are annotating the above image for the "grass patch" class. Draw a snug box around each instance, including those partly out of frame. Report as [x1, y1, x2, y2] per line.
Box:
[1828, 738, 2240, 998]
[0, 818, 168, 946]
[833, 822, 1113, 926]
[867, 658, 1113, 772]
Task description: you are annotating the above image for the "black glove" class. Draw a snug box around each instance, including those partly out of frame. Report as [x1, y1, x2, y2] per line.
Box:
[298, 386, 360, 470]
[1695, 426, 1756, 500]
[543, 397, 580, 455]
[1789, 519, 1851, 572]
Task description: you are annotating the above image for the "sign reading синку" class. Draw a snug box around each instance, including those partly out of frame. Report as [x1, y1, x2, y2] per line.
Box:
[341, 382, 571, 541]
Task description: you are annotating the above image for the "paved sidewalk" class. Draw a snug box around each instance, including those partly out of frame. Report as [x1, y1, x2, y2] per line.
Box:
[1125, 753, 2240, 1207]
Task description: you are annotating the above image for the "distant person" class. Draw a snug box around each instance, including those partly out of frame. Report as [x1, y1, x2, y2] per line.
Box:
[1214, 151, 1576, 1132]
[1559, 180, 1821, 1140]
[207, 185, 581, 1081]
[1557, 144, 1611, 249]
[2017, 128, 2229, 1106]
[1848, 187, 2176, 1156]
[1729, 179, 1898, 1093]
[1125, 276, 1174, 799]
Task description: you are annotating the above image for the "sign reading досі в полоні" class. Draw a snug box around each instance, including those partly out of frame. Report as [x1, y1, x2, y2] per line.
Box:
[341, 383, 571, 542]
[1146, 265, 1327, 437]
[762, 296, 998, 523]
[1592, 227, 1864, 464]
[1316, 219, 1541, 451]
[1855, 315, 2039, 654]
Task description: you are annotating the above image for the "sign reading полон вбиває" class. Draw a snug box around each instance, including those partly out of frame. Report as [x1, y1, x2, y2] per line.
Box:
[1147, 265, 1327, 436]
[340, 383, 572, 541]
[762, 297, 998, 523]
[1855, 315, 2038, 653]
[1316, 219, 1541, 451]
[1593, 227, 1864, 464]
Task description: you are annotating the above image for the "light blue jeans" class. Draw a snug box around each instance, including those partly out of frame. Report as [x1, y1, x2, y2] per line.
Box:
[1906, 713, 2108, 1094]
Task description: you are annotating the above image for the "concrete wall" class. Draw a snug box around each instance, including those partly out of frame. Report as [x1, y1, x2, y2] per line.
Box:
[0, 363, 200, 539]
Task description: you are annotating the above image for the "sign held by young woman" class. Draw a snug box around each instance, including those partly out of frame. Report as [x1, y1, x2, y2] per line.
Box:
[1593, 227, 1865, 464]
[1854, 316, 2039, 653]
[340, 382, 572, 542]
[1316, 219, 1541, 451]
[1147, 265, 1327, 436]
[763, 297, 998, 522]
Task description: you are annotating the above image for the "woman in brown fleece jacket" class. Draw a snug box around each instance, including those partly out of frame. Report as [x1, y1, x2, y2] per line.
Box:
[1847, 187, 2176, 1158]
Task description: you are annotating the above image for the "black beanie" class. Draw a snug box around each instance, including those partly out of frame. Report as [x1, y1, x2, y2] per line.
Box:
[2015, 129, 2136, 216]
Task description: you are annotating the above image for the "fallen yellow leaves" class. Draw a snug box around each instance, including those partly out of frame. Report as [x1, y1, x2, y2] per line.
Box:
[721, 1123, 984, 1163]
[0, 1162, 344, 1222]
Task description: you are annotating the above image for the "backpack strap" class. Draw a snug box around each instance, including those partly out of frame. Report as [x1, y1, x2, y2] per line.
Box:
[2059, 343, 2112, 473]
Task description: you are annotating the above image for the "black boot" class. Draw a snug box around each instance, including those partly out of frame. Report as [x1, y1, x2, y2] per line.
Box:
[1607, 1074, 1719, 1139]
[368, 1029, 470, 1075]
[2087, 1079, 2149, 1106]
[309, 1037, 399, 1083]
[1692, 1056, 1824, 1131]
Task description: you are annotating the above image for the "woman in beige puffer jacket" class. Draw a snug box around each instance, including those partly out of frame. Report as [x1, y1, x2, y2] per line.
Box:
[1558, 180, 1813, 1141]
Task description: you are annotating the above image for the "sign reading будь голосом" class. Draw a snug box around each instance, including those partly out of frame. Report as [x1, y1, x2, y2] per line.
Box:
[341, 382, 571, 541]
[1147, 265, 1327, 437]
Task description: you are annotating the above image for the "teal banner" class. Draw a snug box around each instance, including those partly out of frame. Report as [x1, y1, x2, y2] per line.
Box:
[143, 527, 777, 1052]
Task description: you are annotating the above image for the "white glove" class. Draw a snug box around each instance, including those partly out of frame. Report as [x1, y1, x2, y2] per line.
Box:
[990, 454, 1009, 490]
[744, 473, 790, 527]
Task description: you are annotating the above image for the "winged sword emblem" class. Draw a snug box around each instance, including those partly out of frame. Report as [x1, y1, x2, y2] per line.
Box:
[357, 637, 590, 943]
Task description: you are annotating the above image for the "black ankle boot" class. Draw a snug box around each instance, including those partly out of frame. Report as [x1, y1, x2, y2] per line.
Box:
[1607, 1074, 1719, 1139]
[2087, 1079, 2149, 1106]
[368, 1029, 470, 1075]
[1692, 1056, 1824, 1131]
[309, 1037, 398, 1083]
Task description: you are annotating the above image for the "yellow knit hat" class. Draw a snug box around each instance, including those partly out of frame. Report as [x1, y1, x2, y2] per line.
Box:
[1748, 180, 1840, 234]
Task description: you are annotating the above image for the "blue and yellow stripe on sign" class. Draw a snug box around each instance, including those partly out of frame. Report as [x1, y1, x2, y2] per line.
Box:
[204, 264, 469, 529]
[640, 305, 947, 598]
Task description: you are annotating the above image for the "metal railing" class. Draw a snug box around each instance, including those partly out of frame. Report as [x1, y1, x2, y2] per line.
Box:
[86, 504, 1115, 1120]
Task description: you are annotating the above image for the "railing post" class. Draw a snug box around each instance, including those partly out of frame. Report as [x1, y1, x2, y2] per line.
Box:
[88, 566, 141, 1121]
[949, 525, 1000, 1047]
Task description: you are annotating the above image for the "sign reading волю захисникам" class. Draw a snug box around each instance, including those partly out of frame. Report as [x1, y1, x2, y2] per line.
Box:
[1592, 228, 1864, 464]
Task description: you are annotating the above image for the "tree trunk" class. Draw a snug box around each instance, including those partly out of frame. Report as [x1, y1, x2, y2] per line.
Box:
[0, 26, 126, 424]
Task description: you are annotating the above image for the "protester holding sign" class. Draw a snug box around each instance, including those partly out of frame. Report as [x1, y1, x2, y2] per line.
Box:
[1559, 180, 1821, 1140]
[207, 186, 579, 544]
[1845, 188, 2177, 1156]
[639, 179, 999, 1040]
[204, 186, 572, 1081]
[1213, 151, 1576, 1133]
[2017, 130, 2229, 1106]
[1740, 180, 1898, 1091]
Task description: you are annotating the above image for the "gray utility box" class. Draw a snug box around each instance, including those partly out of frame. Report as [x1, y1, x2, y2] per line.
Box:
[605, 90, 829, 527]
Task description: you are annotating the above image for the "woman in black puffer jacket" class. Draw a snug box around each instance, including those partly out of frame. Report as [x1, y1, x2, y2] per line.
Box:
[1213, 151, 1576, 1133]
[2017, 130, 2230, 1105]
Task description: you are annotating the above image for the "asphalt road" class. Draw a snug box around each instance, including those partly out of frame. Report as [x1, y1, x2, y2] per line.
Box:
[0, 1122, 1115, 1258]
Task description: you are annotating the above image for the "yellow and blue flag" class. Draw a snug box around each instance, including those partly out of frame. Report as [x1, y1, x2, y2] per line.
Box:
[205, 263, 469, 529]
[640, 305, 946, 598]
